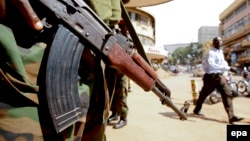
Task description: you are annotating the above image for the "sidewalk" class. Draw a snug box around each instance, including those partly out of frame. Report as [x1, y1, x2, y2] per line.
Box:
[105, 72, 250, 141]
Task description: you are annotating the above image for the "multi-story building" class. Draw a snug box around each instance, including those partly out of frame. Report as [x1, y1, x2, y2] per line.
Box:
[164, 43, 191, 55]
[126, 8, 168, 64]
[198, 26, 219, 44]
[219, 0, 250, 71]
[124, 1, 172, 66]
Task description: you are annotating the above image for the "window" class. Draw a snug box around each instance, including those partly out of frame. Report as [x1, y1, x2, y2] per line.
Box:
[247, 34, 250, 40]
[235, 2, 247, 15]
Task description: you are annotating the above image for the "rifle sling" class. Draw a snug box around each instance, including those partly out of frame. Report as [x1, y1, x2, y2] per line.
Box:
[120, 2, 150, 64]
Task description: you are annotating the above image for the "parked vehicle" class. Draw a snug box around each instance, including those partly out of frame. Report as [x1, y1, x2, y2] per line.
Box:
[192, 65, 205, 77]
[237, 71, 250, 96]
[209, 71, 238, 104]
[169, 65, 176, 72]
[173, 68, 180, 75]
[161, 62, 169, 71]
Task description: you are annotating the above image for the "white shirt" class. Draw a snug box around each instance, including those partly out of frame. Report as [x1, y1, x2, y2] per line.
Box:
[202, 48, 230, 74]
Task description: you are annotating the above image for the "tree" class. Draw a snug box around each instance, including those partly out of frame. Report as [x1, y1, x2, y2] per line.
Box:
[171, 43, 203, 67]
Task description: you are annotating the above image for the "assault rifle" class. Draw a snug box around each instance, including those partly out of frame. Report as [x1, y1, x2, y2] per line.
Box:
[8, 0, 187, 132]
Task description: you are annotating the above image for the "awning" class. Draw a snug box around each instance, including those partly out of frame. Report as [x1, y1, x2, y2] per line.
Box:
[144, 46, 168, 60]
[125, 0, 172, 7]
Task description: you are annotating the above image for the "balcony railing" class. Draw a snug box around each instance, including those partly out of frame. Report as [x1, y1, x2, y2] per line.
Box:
[237, 56, 250, 62]
[241, 39, 250, 47]
[223, 24, 250, 44]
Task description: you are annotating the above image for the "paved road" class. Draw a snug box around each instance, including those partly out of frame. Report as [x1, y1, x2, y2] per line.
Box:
[105, 71, 250, 141]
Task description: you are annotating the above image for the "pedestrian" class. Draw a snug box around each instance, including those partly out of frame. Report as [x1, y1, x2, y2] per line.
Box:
[0, 0, 129, 140]
[193, 37, 244, 124]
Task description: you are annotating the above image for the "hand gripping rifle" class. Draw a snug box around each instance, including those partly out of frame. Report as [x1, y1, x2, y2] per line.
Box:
[20, 0, 187, 132]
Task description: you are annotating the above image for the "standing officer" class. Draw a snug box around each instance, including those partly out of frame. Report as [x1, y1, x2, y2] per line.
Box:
[106, 19, 129, 129]
[107, 71, 129, 129]
[0, 0, 129, 140]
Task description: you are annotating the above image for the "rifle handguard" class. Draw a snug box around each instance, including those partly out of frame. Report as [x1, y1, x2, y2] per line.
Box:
[107, 43, 156, 91]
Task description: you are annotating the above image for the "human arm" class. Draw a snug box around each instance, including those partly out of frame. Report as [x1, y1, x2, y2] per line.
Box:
[229, 66, 237, 73]
[222, 60, 237, 73]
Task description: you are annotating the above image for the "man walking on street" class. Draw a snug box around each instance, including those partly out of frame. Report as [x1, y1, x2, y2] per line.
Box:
[193, 37, 244, 124]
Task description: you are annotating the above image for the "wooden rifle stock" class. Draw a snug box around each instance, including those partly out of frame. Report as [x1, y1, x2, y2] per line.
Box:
[107, 43, 157, 91]
[107, 43, 187, 120]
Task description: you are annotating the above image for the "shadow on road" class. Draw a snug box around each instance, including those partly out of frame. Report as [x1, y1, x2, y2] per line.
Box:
[187, 114, 228, 124]
[158, 112, 229, 124]
[158, 112, 195, 122]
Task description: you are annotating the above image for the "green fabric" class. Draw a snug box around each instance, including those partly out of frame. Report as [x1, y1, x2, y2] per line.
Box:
[8, 107, 39, 122]
[0, 24, 106, 141]
[0, 0, 122, 140]
[20, 44, 45, 65]
[85, 0, 121, 25]
[0, 24, 39, 104]
[106, 67, 129, 119]
[110, 72, 129, 118]
[0, 24, 26, 77]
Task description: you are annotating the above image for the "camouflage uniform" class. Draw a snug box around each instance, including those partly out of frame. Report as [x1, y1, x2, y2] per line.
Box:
[105, 19, 129, 121]
[0, 0, 123, 140]
[108, 70, 129, 120]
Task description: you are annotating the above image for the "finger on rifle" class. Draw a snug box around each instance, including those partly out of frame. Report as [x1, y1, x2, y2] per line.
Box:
[0, 0, 6, 19]
[11, 0, 43, 30]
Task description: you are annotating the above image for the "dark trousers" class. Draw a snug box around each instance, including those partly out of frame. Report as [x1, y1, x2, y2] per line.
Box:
[194, 73, 234, 119]
[105, 67, 128, 120]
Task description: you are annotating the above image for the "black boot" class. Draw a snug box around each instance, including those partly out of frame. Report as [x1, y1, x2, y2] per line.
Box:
[113, 118, 127, 129]
[229, 116, 244, 124]
[108, 113, 118, 123]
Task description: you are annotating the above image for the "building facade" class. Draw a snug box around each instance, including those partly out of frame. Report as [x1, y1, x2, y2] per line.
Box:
[125, 7, 169, 65]
[219, 0, 250, 71]
[198, 26, 219, 44]
[164, 43, 191, 55]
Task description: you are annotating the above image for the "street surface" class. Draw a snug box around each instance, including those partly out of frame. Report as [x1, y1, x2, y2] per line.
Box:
[105, 70, 250, 141]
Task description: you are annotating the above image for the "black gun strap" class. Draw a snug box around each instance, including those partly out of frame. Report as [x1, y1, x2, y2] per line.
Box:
[120, 1, 151, 65]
